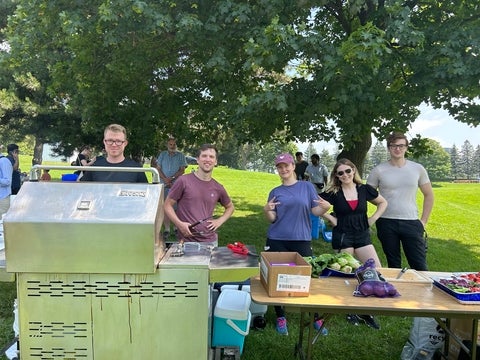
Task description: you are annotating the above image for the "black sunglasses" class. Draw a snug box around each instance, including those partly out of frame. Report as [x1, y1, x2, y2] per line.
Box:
[336, 168, 352, 176]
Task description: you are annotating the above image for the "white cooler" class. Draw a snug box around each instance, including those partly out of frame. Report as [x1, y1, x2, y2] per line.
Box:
[217, 284, 267, 329]
[212, 289, 251, 354]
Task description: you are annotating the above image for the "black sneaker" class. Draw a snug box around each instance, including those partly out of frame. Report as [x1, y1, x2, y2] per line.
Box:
[346, 314, 360, 326]
[357, 315, 380, 330]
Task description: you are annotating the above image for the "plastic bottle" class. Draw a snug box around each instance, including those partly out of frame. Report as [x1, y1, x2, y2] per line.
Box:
[401, 342, 435, 360]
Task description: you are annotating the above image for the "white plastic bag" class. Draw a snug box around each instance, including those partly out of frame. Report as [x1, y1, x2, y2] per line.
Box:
[5, 299, 19, 360]
[401, 317, 445, 360]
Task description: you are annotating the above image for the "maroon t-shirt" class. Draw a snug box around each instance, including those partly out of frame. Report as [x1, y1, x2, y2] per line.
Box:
[167, 173, 231, 243]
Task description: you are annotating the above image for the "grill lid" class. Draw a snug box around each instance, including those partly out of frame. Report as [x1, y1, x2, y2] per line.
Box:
[4, 181, 164, 274]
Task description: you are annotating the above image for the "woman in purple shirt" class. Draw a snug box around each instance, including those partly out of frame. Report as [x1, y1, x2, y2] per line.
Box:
[264, 153, 330, 336]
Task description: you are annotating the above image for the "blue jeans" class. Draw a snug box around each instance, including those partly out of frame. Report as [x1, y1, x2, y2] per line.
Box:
[375, 218, 427, 271]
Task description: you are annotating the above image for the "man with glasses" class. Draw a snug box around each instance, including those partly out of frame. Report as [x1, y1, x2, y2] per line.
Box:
[367, 132, 434, 271]
[163, 144, 234, 247]
[80, 124, 148, 183]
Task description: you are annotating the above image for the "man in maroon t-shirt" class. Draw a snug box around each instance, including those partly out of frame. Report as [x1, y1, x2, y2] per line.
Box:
[163, 144, 234, 246]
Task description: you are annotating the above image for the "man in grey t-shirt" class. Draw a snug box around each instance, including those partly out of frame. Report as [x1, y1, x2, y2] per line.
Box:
[367, 132, 434, 271]
[305, 154, 328, 193]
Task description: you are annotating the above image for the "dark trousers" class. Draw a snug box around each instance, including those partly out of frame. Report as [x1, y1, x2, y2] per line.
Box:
[376, 218, 428, 271]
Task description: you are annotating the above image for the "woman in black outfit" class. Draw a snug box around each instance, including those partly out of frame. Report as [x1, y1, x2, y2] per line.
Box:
[320, 158, 387, 329]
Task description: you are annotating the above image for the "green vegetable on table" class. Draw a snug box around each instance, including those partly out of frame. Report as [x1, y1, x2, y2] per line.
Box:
[304, 252, 362, 277]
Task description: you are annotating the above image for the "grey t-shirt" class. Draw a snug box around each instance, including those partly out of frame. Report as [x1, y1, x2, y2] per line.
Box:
[367, 160, 430, 220]
[305, 163, 328, 184]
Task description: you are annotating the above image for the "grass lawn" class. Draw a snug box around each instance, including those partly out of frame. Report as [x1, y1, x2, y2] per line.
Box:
[1, 162, 480, 359]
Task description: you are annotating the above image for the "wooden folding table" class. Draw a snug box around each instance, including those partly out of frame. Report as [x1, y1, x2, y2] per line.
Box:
[250, 273, 480, 360]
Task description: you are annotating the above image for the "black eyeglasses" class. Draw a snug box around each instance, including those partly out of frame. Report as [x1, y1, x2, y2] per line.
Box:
[104, 139, 126, 146]
[336, 168, 352, 176]
[388, 144, 407, 150]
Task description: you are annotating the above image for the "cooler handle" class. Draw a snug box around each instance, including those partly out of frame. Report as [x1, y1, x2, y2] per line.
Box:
[226, 319, 250, 337]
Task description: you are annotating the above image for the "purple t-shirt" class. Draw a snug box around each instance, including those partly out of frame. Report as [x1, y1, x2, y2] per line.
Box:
[267, 181, 319, 241]
[167, 173, 231, 243]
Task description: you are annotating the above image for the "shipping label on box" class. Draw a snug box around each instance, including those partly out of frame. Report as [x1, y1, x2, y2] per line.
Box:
[260, 252, 311, 297]
[276, 274, 310, 293]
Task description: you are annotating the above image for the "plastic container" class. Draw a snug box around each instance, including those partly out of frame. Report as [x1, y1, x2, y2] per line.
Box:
[61, 173, 78, 182]
[400, 342, 436, 360]
[310, 214, 320, 240]
[212, 289, 251, 353]
[320, 267, 355, 278]
[320, 218, 333, 242]
[217, 284, 267, 329]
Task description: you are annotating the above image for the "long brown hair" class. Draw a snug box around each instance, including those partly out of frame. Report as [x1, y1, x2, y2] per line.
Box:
[325, 158, 363, 194]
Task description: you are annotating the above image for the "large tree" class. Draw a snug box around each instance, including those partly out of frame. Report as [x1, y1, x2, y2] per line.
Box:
[459, 140, 476, 179]
[1, 0, 479, 168]
[415, 139, 451, 181]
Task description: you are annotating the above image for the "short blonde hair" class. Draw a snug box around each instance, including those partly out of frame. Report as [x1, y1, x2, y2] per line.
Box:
[104, 124, 127, 139]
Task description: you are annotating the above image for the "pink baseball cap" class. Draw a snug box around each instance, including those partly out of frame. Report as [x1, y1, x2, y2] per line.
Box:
[274, 153, 294, 166]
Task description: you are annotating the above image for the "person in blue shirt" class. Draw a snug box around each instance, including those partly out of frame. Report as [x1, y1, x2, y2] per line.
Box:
[0, 149, 13, 215]
[264, 153, 330, 336]
[151, 136, 187, 240]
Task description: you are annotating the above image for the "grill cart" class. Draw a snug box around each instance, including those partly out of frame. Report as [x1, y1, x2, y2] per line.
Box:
[2, 165, 259, 360]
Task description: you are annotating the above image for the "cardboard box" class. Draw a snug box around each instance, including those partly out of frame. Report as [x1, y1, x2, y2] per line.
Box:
[259, 252, 311, 297]
[448, 318, 480, 359]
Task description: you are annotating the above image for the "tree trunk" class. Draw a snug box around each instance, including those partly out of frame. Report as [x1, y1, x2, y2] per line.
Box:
[32, 138, 44, 165]
[336, 133, 372, 179]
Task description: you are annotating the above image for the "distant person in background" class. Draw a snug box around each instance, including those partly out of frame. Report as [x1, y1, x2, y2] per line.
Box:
[40, 169, 51, 181]
[294, 152, 309, 180]
[6, 144, 20, 195]
[74, 146, 96, 176]
[367, 131, 434, 271]
[95, 148, 106, 161]
[164, 144, 234, 247]
[264, 153, 330, 336]
[151, 136, 187, 240]
[0, 148, 13, 215]
[305, 154, 329, 193]
[80, 124, 148, 183]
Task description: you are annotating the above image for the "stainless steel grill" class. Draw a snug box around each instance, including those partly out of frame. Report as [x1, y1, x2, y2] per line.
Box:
[2, 166, 259, 360]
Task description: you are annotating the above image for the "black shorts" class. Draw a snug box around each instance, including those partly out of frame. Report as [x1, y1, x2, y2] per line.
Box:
[331, 229, 372, 250]
[265, 239, 313, 257]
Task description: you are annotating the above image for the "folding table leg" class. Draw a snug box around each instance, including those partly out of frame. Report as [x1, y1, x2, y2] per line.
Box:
[295, 310, 309, 360]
